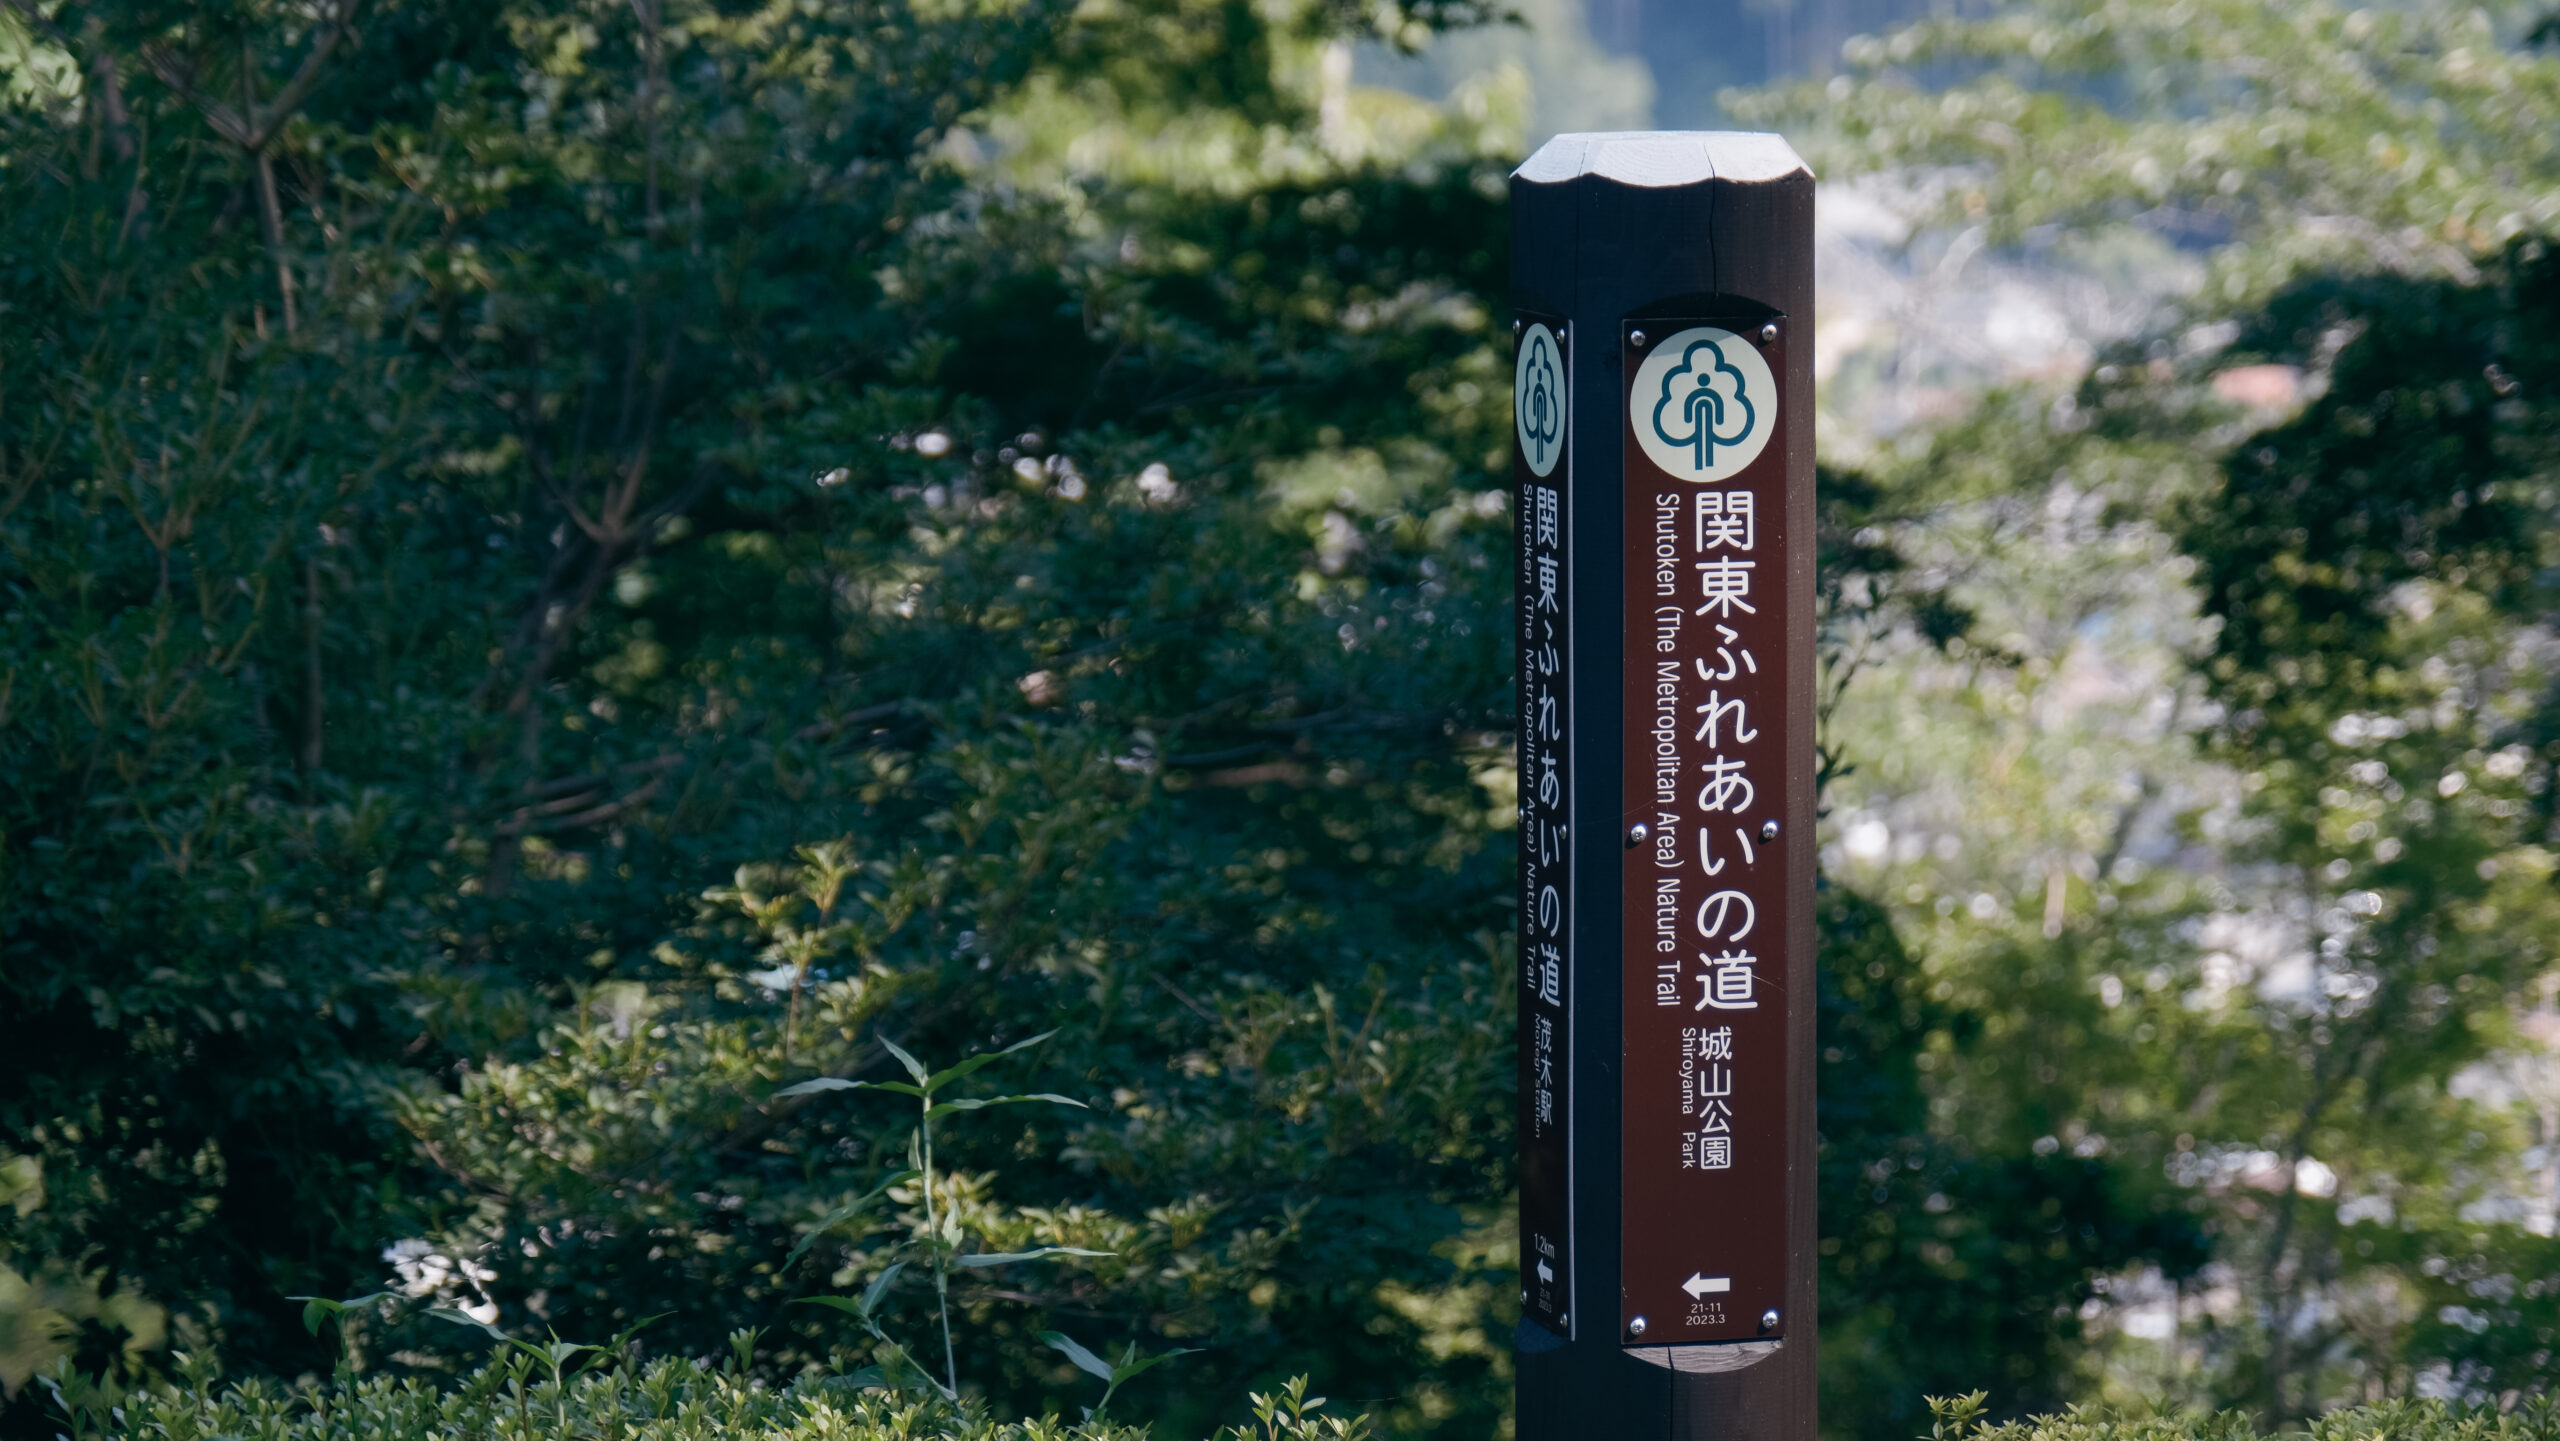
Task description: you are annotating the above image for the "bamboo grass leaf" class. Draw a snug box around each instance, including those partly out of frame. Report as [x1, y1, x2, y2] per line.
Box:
[955, 1246, 1114, 1267]
[878, 1035, 931, 1086]
[921, 1030, 1057, 1092]
[1039, 1330, 1115, 1381]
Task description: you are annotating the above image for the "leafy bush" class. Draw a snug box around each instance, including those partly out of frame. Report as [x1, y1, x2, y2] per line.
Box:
[50, 1363, 2560, 1441]
[0, 0, 1526, 1432]
[1913, 1393, 2560, 1441]
[37, 1353, 1369, 1441]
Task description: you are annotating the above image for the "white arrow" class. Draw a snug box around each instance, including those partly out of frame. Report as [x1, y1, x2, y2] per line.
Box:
[1536, 1259, 1555, 1284]
[1682, 1274, 1731, 1299]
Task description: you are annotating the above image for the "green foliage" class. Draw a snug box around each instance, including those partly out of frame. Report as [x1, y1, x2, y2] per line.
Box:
[46, 1356, 2560, 1441]
[781, 1032, 1104, 1402]
[0, 0, 1518, 1435]
[1747, 0, 2560, 1425]
[23, 0, 2560, 1433]
[1809, 459, 2210, 1435]
[2164, 240, 2560, 1412]
[1732, 0, 2560, 304]
[0, 0, 2189, 1401]
[1812, 880, 2209, 1441]
[37, 1352, 1372, 1441]
[2189, 246, 2560, 722]
[0, 1155, 167, 1399]
[1036, 1330, 1196, 1423]
[1925, 1397, 2560, 1441]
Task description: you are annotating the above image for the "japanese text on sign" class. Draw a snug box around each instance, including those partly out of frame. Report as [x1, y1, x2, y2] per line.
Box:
[1516, 318, 1574, 1336]
[1620, 321, 1793, 1346]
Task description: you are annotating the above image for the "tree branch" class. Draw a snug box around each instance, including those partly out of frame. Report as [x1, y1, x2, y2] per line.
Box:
[245, 0, 364, 152]
[135, 43, 254, 148]
[139, 0, 365, 153]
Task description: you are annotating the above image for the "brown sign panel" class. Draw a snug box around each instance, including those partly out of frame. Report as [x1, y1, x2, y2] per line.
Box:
[1515, 314, 1573, 1336]
[1618, 318, 1794, 1346]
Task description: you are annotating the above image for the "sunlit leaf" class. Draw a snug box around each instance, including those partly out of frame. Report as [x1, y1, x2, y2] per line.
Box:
[922, 1092, 1088, 1122]
[1038, 1329, 1115, 1382]
[920, 1029, 1056, 1092]
[956, 1246, 1113, 1266]
[878, 1035, 931, 1087]
[425, 1308, 511, 1345]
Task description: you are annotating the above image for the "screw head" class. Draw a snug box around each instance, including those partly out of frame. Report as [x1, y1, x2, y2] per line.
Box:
[1628, 1316, 1649, 1337]
[1630, 328, 1648, 348]
[1513, 319, 1524, 335]
[1760, 819, 1780, 842]
[1759, 322, 1779, 344]
[1760, 1308, 1781, 1331]
[1628, 822, 1651, 845]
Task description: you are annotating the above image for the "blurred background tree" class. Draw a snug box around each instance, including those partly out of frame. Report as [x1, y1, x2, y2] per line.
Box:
[1738, 0, 2560, 1425]
[0, 0, 1525, 1433]
[5, 0, 2560, 1438]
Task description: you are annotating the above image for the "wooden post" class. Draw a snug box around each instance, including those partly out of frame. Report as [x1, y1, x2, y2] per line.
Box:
[1512, 132, 1816, 1441]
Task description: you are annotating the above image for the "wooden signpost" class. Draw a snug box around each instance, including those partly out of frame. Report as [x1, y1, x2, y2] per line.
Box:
[1512, 132, 1816, 1440]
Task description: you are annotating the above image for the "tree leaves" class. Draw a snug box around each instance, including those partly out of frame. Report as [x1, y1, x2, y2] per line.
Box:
[6, 0, 1504, 1435]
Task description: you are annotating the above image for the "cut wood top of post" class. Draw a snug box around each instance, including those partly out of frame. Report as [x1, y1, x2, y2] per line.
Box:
[1513, 132, 1811, 188]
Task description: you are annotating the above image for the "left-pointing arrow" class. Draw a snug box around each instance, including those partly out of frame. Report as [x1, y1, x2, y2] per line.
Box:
[1681, 1273, 1731, 1299]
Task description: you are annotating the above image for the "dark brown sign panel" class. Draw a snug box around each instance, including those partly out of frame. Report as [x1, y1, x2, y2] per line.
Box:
[1618, 318, 1794, 1346]
[1515, 314, 1574, 1337]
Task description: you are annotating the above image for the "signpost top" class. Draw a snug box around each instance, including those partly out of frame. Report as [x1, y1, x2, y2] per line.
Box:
[1513, 132, 1812, 188]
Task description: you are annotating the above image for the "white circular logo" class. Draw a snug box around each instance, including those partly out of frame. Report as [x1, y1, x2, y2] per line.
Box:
[1515, 322, 1566, 478]
[1629, 326, 1774, 483]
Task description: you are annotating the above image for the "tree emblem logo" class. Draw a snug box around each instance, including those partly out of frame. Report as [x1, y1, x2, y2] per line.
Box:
[1514, 322, 1565, 478]
[1629, 325, 1776, 482]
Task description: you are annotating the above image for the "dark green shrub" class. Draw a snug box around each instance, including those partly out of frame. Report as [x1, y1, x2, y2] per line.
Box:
[40, 1354, 1369, 1441]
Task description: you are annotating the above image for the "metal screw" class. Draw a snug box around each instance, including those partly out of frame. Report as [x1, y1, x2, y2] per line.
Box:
[1760, 819, 1779, 842]
[1514, 319, 1524, 335]
[1628, 822, 1650, 845]
[1759, 322, 1779, 344]
[1628, 1316, 1649, 1338]
[1760, 1308, 1781, 1331]
[1630, 329, 1648, 348]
